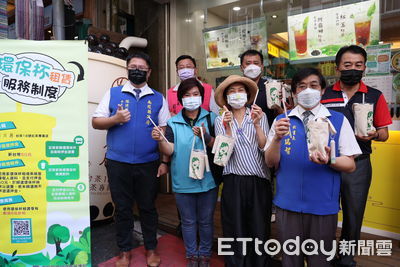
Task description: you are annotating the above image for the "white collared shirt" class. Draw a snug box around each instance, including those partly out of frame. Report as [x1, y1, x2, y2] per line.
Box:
[92, 82, 170, 126]
[265, 104, 361, 157]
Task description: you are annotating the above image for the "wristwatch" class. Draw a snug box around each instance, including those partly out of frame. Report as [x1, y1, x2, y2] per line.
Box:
[161, 161, 170, 167]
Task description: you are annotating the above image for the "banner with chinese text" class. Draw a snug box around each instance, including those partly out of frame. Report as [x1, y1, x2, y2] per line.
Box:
[288, 0, 379, 61]
[0, 40, 91, 266]
[203, 18, 267, 70]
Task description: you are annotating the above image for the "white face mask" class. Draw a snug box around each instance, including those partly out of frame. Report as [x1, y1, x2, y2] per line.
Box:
[178, 68, 195, 80]
[227, 92, 247, 109]
[296, 88, 321, 109]
[182, 96, 202, 111]
[243, 64, 262, 79]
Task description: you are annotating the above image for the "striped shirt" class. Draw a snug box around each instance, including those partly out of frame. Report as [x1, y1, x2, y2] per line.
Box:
[215, 108, 270, 179]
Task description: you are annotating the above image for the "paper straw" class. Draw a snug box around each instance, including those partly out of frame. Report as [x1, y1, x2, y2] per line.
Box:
[200, 127, 211, 172]
[253, 89, 259, 106]
[148, 116, 170, 144]
[362, 93, 365, 104]
[282, 95, 293, 139]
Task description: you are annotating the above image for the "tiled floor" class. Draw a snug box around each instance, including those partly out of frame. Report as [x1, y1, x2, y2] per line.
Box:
[91, 193, 400, 266]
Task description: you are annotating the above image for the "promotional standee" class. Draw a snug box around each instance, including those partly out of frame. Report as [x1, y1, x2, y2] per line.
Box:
[0, 40, 90, 266]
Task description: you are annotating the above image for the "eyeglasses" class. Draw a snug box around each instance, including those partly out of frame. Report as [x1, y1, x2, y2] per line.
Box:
[296, 82, 321, 90]
[128, 65, 149, 72]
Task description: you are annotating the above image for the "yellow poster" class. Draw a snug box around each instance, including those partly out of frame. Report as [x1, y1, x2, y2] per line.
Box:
[0, 40, 90, 266]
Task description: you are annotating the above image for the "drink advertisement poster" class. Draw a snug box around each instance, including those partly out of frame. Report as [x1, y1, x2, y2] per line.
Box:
[288, 0, 379, 61]
[203, 18, 267, 70]
[365, 43, 392, 76]
[0, 40, 91, 266]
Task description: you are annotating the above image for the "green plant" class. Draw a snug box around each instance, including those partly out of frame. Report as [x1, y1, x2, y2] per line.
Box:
[47, 224, 71, 254]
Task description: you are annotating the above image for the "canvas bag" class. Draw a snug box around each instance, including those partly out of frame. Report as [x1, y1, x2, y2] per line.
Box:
[188, 129, 210, 180]
[265, 80, 282, 109]
[211, 112, 235, 167]
[353, 103, 375, 136]
[306, 117, 337, 158]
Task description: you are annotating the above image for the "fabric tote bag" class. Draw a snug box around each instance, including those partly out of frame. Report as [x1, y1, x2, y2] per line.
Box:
[353, 103, 375, 136]
[211, 112, 235, 167]
[307, 117, 337, 158]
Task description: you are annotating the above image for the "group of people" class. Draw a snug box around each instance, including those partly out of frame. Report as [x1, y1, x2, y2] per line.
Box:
[92, 45, 392, 267]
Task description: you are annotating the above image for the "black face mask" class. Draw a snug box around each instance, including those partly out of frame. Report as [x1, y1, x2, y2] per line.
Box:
[340, 69, 363, 86]
[128, 69, 147, 85]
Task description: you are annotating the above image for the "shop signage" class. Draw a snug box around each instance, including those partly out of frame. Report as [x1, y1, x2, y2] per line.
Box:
[279, 50, 289, 59]
[267, 42, 280, 58]
[288, 0, 380, 61]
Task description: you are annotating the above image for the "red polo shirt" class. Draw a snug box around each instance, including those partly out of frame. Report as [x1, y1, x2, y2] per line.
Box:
[321, 81, 392, 154]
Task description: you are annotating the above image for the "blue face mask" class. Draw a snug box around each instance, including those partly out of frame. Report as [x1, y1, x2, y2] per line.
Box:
[182, 96, 202, 111]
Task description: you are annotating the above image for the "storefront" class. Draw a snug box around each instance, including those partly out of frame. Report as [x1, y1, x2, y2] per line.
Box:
[169, 0, 400, 239]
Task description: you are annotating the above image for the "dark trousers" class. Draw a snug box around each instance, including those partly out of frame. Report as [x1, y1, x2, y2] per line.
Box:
[339, 155, 372, 265]
[106, 159, 159, 251]
[276, 207, 337, 267]
[221, 174, 272, 267]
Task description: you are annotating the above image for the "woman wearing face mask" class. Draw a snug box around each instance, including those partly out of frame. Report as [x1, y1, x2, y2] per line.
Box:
[151, 77, 217, 267]
[264, 68, 361, 267]
[214, 75, 271, 267]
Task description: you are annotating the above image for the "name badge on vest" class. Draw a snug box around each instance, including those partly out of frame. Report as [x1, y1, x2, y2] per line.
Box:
[324, 103, 346, 108]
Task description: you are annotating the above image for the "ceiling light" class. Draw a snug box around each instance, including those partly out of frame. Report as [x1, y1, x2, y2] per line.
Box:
[185, 19, 192, 23]
[233, 6, 241, 11]
[200, 15, 204, 19]
[271, 14, 278, 19]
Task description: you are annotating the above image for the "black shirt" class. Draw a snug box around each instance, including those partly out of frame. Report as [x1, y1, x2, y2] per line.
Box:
[165, 108, 200, 143]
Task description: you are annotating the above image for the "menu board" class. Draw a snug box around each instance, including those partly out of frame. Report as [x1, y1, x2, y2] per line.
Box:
[288, 0, 380, 61]
[203, 18, 267, 70]
[365, 43, 392, 76]
[362, 75, 393, 104]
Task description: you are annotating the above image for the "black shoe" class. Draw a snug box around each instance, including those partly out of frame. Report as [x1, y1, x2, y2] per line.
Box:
[187, 256, 199, 267]
[198, 256, 210, 267]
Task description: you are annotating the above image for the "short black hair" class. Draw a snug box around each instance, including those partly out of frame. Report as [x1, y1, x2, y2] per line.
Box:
[177, 77, 204, 105]
[240, 49, 264, 65]
[126, 52, 152, 68]
[335, 45, 367, 66]
[291, 68, 326, 93]
[175, 55, 196, 67]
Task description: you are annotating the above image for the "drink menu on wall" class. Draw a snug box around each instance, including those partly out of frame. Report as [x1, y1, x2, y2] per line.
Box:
[203, 18, 267, 70]
[288, 0, 379, 61]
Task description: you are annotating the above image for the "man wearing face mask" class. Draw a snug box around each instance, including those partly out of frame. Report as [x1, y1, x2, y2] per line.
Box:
[321, 45, 392, 267]
[265, 68, 361, 267]
[92, 52, 170, 267]
[167, 55, 220, 116]
[240, 49, 284, 127]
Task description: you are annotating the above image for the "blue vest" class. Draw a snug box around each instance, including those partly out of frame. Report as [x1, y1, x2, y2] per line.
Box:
[274, 110, 343, 215]
[106, 86, 163, 164]
[168, 108, 217, 193]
